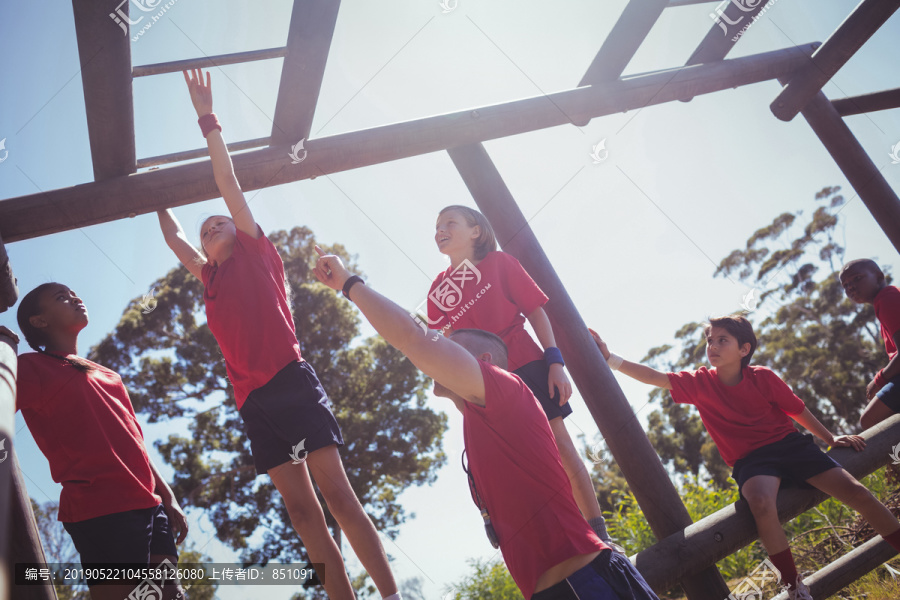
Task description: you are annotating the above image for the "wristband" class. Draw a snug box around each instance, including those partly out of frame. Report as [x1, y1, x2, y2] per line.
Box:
[198, 113, 222, 138]
[872, 369, 887, 391]
[544, 347, 565, 367]
[607, 353, 624, 371]
[342, 275, 365, 300]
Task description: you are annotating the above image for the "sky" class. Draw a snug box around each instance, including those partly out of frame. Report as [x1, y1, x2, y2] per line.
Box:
[1, 0, 899, 598]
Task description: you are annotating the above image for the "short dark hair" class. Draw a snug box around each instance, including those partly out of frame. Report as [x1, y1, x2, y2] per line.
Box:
[704, 314, 757, 369]
[438, 205, 498, 260]
[449, 328, 508, 369]
[840, 258, 884, 279]
[17, 283, 57, 352]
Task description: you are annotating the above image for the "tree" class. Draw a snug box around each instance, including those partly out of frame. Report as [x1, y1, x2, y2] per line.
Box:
[443, 558, 522, 600]
[591, 186, 887, 491]
[89, 226, 448, 565]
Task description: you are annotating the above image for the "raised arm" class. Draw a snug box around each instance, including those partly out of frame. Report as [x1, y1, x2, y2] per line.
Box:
[313, 249, 486, 405]
[157, 209, 205, 280]
[183, 69, 258, 239]
[588, 328, 672, 389]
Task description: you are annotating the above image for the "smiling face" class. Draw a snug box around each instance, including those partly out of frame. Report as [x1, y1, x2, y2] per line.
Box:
[705, 326, 750, 370]
[435, 209, 481, 258]
[31, 284, 89, 336]
[200, 215, 237, 264]
[840, 261, 885, 304]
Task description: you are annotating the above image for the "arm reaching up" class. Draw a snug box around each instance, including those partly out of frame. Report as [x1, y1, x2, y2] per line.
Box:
[183, 69, 259, 240]
[312, 248, 487, 406]
[588, 328, 672, 390]
[157, 209, 205, 280]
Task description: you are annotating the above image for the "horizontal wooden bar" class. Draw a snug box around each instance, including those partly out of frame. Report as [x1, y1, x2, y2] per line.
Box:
[73, 0, 136, 181]
[579, 0, 670, 86]
[686, 0, 774, 66]
[669, 0, 722, 6]
[831, 87, 900, 116]
[136, 137, 272, 169]
[633, 414, 900, 591]
[771, 536, 897, 600]
[132, 47, 287, 78]
[771, 0, 900, 121]
[0, 43, 817, 243]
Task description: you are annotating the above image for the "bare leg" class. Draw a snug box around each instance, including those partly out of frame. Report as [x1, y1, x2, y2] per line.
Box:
[741, 475, 790, 554]
[860, 397, 895, 430]
[307, 445, 398, 598]
[268, 458, 355, 600]
[549, 417, 603, 521]
[807, 467, 900, 536]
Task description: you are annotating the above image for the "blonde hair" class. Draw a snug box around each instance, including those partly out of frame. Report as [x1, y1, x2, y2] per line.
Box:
[438, 205, 498, 260]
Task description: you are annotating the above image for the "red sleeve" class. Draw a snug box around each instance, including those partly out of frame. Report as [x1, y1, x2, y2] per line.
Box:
[234, 225, 270, 255]
[877, 287, 900, 340]
[666, 369, 705, 405]
[426, 275, 451, 329]
[757, 368, 805, 416]
[14, 355, 40, 413]
[499, 253, 548, 317]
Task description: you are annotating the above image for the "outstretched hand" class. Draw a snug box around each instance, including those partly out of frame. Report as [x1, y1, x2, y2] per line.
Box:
[831, 434, 866, 452]
[588, 327, 610, 360]
[313, 246, 352, 291]
[0, 325, 19, 344]
[183, 68, 213, 117]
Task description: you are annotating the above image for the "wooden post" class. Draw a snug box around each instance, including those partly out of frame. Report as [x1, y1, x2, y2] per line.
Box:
[781, 79, 900, 255]
[771, 0, 900, 121]
[633, 414, 900, 590]
[0, 332, 16, 600]
[8, 450, 57, 600]
[72, 0, 136, 180]
[831, 88, 900, 117]
[0, 235, 17, 313]
[0, 44, 817, 243]
[447, 142, 730, 599]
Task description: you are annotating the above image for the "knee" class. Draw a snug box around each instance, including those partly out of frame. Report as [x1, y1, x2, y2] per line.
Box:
[744, 492, 776, 518]
[843, 481, 877, 509]
[323, 489, 363, 519]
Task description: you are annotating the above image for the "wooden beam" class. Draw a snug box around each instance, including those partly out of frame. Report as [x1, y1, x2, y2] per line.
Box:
[8, 450, 57, 600]
[771, 536, 897, 600]
[831, 87, 900, 117]
[686, 0, 774, 66]
[136, 137, 271, 169]
[72, 0, 136, 180]
[669, 0, 721, 6]
[634, 415, 900, 591]
[0, 335, 16, 600]
[784, 80, 900, 255]
[771, 0, 900, 121]
[447, 142, 731, 600]
[132, 47, 287, 78]
[270, 0, 342, 145]
[578, 0, 670, 86]
[0, 235, 17, 313]
[0, 44, 817, 243]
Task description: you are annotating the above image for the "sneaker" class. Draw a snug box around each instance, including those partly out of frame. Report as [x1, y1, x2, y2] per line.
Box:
[786, 576, 813, 600]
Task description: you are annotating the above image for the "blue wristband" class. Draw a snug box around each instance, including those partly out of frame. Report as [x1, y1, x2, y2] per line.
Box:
[544, 347, 564, 367]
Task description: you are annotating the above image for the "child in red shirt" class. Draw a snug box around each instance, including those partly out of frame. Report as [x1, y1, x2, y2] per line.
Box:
[155, 69, 398, 600]
[590, 315, 900, 598]
[840, 259, 900, 429]
[426, 205, 616, 548]
[313, 250, 659, 600]
[12, 283, 187, 600]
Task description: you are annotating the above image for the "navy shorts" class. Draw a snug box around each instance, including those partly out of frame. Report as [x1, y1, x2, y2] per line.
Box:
[514, 359, 573, 421]
[532, 551, 660, 600]
[63, 504, 178, 584]
[875, 374, 900, 413]
[732, 432, 841, 494]
[240, 360, 344, 475]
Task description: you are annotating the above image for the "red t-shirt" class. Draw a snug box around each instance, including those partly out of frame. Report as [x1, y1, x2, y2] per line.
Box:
[427, 252, 548, 371]
[16, 353, 161, 522]
[464, 361, 605, 598]
[667, 366, 805, 466]
[873, 285, 900, 359]
[202, 227, 302, 408]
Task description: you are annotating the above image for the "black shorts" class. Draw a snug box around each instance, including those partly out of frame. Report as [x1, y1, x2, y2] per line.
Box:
[63, 504, 178, 584]
[514, 359, 573, 421]
[240, 360, 344, 475]
[875, 374, 900, 413]
[732, 432, 841, 494]
[532, 550, 660, 600]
